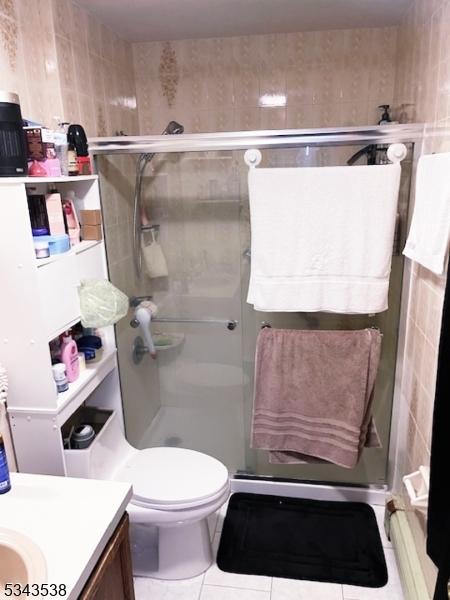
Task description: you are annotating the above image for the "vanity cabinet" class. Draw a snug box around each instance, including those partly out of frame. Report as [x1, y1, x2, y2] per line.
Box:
[80, 513, 135, 600]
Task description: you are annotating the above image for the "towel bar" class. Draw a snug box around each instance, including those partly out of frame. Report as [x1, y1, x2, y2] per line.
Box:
[260, 322, 382, 331]
[244, 143, 408, 169]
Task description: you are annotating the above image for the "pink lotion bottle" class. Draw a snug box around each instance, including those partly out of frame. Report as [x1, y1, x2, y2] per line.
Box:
[60, 331, 80, 383]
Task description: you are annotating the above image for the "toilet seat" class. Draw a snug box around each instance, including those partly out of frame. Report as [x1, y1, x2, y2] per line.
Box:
[114, 446, 229, 510]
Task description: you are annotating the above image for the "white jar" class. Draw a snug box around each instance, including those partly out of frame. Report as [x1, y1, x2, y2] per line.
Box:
[52, 363, 68, 393]
[34, 240, 50, 259]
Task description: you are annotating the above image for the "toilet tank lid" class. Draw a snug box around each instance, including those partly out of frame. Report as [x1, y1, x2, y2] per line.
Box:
[114, 447, 229, 506]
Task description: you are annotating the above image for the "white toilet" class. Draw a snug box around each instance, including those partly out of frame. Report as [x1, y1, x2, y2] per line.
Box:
[70, 411, 230, 580]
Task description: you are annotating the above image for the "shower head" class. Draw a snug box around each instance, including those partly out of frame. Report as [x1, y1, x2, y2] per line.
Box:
[139, 121, 184, 164]
[163, 121, 184, 135]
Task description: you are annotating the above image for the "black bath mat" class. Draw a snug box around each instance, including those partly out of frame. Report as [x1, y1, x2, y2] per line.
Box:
[217, 493, 388, 588]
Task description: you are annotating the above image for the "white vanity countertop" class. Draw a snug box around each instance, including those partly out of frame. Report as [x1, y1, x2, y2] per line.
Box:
[0, 472, 132, 599]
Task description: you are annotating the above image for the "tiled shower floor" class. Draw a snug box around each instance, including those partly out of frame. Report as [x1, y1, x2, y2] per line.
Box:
[134, 502, 404, 600]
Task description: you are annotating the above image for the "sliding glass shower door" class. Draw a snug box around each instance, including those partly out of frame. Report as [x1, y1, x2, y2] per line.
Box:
[97, 140, 412, 486]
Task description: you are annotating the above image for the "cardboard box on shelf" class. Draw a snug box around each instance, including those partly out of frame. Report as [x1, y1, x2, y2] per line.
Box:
[81, 224, 102, 241]
[80, 209, 102, 226]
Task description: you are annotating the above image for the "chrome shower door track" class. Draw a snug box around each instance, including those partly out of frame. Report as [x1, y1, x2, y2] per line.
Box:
[89, 124, 424, 155]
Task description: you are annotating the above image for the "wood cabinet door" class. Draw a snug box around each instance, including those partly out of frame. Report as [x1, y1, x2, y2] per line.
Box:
[80, 513, 135, 600]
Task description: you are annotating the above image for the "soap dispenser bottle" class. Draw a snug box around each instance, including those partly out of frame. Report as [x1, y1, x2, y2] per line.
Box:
[0, 434, 11, 494]
[378, 105, 392, 125]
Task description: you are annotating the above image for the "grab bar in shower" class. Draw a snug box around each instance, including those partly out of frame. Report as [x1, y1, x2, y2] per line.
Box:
[141, 224, 160, 232]
[152, 317, 238, 331]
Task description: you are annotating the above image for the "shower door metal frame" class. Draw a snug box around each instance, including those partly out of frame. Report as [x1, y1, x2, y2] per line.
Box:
[91, 123, 425, 493]
[90, 123, 424, 155]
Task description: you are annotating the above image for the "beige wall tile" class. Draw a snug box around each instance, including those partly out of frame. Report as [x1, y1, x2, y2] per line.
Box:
[394, 1, 450, 594]
[0, 0, 139, 135]
[134, 27, 397, 134]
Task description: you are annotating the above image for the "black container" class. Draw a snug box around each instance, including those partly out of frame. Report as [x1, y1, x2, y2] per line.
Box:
[67, 124, 89, 156]
[27, 192, 50, 235]
[0, 91, 28, 176]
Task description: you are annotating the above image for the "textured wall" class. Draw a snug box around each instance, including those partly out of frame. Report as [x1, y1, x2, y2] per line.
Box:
[394, 0, 450, 593]
[0, 0, 138, 136]
[133, 27, 398, 134]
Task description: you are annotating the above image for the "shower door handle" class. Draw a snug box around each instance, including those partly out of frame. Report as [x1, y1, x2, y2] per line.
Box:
[393, 213, 402, 256]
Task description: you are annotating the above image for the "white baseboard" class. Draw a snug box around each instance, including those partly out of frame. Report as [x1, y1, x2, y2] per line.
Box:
[231, 477, 387, 505]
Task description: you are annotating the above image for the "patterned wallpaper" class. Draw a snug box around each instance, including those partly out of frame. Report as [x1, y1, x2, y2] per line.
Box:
[394, 0, 450, 594]
[133, 27, 398, 134]
[0, 0, 138, 136]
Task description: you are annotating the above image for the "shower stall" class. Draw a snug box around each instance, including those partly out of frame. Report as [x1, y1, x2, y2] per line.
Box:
[91, 124, 421, 489]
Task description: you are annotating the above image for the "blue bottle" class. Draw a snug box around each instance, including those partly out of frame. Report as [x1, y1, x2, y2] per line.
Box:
[0, 434, 11, 494]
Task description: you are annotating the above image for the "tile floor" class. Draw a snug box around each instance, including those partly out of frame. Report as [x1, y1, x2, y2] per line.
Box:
[134, 502, 405, 600]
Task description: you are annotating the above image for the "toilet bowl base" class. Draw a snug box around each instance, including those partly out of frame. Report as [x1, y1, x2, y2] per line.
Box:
[130, 518, 213, 580]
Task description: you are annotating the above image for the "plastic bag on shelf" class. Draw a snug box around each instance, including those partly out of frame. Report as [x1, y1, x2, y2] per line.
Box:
[79, 279, 128, 328]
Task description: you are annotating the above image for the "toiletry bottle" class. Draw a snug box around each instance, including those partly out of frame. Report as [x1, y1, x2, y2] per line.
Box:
[53, 121, 69, 176]
[378, 105, 392, 125]
[60, 331, 80, 383]
[44, 142, 62, 177]
[27, 188, 50, 236]
[52, 363, 69, 393]
[67, 124, 91, 175]
[67, 142, 79, 176]
[45, 187, 66, 235]
[62, 190, 81, 246]
[0, 433, 11, 494]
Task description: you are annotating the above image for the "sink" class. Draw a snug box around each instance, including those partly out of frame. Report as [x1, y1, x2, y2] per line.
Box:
[0, 528, 47, 595]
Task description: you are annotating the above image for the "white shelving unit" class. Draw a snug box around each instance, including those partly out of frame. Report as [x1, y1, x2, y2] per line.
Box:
[0, 175, 123, 475]
[36, 239, 101, 267]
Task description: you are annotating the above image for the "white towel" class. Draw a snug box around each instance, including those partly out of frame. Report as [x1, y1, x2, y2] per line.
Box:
[403, 153, 450, 275]
[247, 163, 401, 313]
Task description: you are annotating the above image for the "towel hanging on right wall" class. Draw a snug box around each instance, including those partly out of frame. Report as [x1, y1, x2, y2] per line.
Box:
[247, 163, 401, 313]
[403, 152, 450, 275]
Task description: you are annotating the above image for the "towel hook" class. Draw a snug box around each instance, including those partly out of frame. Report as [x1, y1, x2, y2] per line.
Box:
[387, 143, 408, 164]
[244, 149, 262, 168]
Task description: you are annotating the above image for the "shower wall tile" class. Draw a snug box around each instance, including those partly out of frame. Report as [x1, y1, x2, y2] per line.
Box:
[133, 27, 398, 134]
[53, 1, 139, 136]
[394, 1, 450, 595]
[0, 0, 139, 135]
[0, 0, 64, 126]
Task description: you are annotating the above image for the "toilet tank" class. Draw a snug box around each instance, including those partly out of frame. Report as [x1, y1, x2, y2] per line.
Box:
[64, 410, 135, 480]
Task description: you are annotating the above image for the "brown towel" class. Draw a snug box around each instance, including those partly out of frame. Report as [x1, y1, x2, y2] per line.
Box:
[251, 328, 382, 469]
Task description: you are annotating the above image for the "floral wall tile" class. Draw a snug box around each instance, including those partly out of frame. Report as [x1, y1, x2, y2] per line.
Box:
[159, 41, 179, 108]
